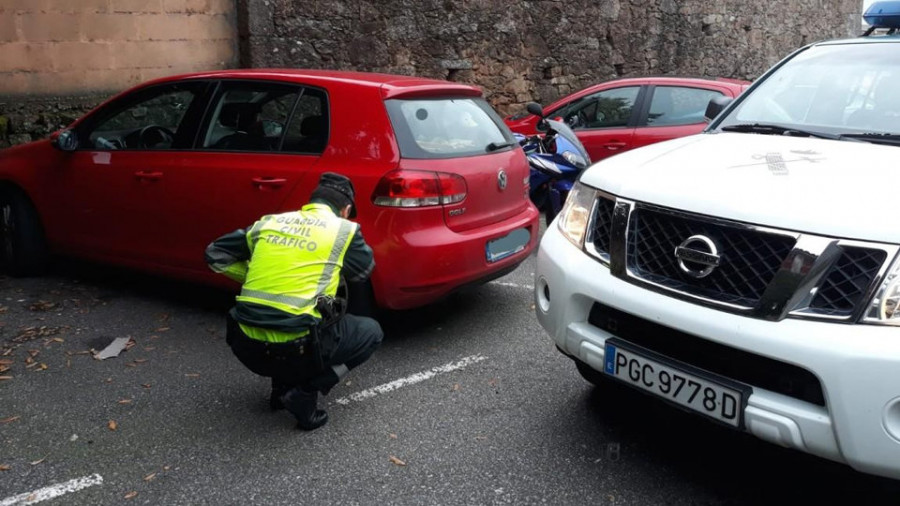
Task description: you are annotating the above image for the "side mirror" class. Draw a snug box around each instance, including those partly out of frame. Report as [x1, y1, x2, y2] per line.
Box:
[52, 130, 78, 152]
[704, 96, 733, 122]
[526, 102, 544, 117]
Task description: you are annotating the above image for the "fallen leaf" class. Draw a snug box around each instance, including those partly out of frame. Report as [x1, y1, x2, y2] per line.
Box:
[452, 383, 460, 391]
[125, 363, 136, 368]
[0, 365, 9, 373]
[0, 359, 12, 365]
[163, 465, 170, 471]
[144, 472, 157, 482]
[156, 327, 170, 332]
[0, 376, 13, 380]
[52, 338, 64, 343]
[118, 399, 132, 405]
[37, 363, 48, 371]
[24, 356, 34, 365]
[143, 347, 156, 351]
[0, 464, 10, 471]
[105, 377, 113, 383]
[108, 420, 117, 431]
[142, 383, 152, 389]
[1, 416, 20, 424]
[134, 359, 147, 364]
[389, 433, 398, 439]
[185, 373, 200, 378]
[30, 457, 45, 466]
[389, 455, 407, 466]
[124, 491, 137, 499]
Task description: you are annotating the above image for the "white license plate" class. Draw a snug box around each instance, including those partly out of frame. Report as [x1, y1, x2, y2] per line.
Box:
[486, 228, 530, 263]
[603, 339, 747, 428]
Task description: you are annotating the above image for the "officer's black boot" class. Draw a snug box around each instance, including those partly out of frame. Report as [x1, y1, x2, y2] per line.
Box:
[269, 378, 289, 411]
[280, 387, 328, 430]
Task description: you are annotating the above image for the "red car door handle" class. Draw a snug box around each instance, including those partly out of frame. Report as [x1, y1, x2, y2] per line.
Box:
[603, 142, 628, 150]
[252, 177, 287, 190]
[134, 171, 163, 181]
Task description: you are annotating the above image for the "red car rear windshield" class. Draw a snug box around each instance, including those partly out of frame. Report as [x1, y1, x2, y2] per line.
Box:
[385, 97, 515, 159]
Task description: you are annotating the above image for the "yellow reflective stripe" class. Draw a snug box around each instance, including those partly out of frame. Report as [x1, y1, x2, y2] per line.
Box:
[246, 216, 271, 254]
[317, 221, 355, 293]
[238, 288, 313, 308]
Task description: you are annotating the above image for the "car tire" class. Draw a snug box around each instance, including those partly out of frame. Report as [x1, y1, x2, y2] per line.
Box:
[0, 188, 48, 276]
[346, 279, 379, 319]
[575, 359, 608, 387]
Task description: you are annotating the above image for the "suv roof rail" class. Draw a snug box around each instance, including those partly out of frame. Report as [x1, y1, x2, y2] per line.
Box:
[863, 1, 900, 36]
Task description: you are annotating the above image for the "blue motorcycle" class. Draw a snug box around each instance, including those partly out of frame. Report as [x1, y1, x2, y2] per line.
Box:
[515, 103, 591, 225]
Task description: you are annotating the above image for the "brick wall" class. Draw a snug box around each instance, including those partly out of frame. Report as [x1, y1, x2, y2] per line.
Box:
[0, 0, 237, 96]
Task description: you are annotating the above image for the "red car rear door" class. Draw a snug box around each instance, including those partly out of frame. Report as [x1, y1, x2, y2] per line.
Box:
[629, 84, 733, 150]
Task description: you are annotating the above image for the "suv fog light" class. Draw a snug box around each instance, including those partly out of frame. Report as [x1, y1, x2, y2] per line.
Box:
[536, 277, 551, 313]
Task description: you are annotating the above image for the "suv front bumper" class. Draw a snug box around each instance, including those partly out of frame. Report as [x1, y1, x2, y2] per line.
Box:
[535, 225, 900, 480]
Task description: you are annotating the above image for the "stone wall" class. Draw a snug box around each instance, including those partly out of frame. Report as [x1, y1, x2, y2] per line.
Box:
[0, 0, 237, 147]
[239, 0, 861, 115]
[0, 0, 862, 147]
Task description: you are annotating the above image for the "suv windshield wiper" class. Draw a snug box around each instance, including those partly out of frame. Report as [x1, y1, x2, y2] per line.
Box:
[721, 123, 845, 140]
[486, 141, 514, 152]
[838, 132, 900, 146]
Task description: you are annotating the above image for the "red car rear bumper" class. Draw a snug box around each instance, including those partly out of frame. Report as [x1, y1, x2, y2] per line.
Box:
[370, 204, 540, 310]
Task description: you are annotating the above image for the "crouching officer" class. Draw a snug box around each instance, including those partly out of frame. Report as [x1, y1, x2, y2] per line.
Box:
[205, 172, 383, 430]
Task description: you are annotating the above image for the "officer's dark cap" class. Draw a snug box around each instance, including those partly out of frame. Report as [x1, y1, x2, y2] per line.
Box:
[311, 172, 356, 218]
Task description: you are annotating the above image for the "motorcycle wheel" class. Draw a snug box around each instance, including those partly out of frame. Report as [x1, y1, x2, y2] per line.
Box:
[0, 188, 48, 276]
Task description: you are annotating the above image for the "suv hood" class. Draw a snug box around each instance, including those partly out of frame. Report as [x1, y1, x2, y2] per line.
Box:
[582, 132, 899, 243]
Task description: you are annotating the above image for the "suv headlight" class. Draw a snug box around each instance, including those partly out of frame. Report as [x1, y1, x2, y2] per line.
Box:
[557, 181, 596, 248]
[864, 254, 900, 325]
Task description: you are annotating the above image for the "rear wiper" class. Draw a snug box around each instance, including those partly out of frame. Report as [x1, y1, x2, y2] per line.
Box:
[721, 123, 845, 140]
[839, 132, 900, 146]
[486, 141, 514, 152]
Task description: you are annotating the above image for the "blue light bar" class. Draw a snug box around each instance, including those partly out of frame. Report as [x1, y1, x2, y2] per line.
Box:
[864, 1, 900, 29]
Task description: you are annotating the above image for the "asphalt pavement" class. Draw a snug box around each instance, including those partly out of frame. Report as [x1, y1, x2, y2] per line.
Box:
[2, 246, 900, 505]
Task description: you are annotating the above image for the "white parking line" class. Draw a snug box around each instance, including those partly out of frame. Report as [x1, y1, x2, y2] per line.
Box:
[0, 474, 103, 506]
[490, 281, 534, 291]
[333, 354, 488, 405]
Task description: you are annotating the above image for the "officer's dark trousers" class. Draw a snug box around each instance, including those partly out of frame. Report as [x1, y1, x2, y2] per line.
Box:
[226, 314, 383, 395]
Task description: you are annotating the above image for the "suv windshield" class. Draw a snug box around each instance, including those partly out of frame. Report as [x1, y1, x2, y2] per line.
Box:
[385, 97, 515, 158]
[716, 42, 900, 138]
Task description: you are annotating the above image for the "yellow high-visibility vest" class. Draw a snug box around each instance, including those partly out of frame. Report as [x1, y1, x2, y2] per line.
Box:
[237, 203, 356, 342]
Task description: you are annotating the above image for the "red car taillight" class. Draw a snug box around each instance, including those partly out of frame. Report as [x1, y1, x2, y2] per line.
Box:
[372, 169, 467, 208]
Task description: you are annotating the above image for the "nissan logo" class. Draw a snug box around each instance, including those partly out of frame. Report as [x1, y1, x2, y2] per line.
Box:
[674, 235, 721, 278]
[497, 169, 508, 190]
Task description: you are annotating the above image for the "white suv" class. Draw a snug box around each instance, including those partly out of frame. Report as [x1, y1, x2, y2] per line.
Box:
[534, 6, 900, 480]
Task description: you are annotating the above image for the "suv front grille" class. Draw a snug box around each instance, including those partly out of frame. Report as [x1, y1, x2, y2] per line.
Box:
[589, 195, 616, 258]
[809, 247, 887, 316]
[626, 206, 796, 308]
[583, 192, 896, 321]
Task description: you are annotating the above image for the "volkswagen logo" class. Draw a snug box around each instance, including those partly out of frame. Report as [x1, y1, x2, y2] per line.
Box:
[497, 169, 508, 190]
[674, 235, 721, 278]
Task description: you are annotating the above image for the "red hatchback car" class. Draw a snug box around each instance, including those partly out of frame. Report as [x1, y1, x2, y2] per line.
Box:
[504, 76, 749, 162]
[0, 70, 539, 310]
